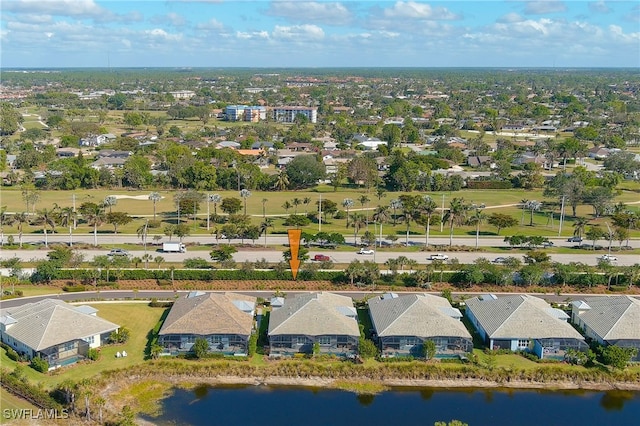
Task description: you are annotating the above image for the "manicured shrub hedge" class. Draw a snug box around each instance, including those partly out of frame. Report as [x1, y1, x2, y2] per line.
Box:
[466, 181, 513, 189]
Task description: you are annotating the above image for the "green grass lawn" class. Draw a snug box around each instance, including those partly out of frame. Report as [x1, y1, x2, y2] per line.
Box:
[0, 303, 166, 389]
[0, 388, 39, 412]
[1, 186, 639, 240]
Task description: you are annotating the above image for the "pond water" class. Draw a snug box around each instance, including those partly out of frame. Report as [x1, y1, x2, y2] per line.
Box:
[144, 385, 640, 426]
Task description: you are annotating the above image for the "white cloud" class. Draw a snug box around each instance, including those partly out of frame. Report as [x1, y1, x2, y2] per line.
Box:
[144, 28, 182, 42]
[588, 1, 611, 14]
[272, 24, 325, 41]
[383, 1, 459, 20]
[524, 1, 567, 15]
[266, 1, 352, 26]
[3, 0, 107, 18]
[196, 18, 225, 31]
[236, 31, 269, 40]
[497, 13, 524, 23]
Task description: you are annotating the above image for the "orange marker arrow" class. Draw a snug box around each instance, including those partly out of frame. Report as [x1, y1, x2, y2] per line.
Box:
[288, 229, 302, 280]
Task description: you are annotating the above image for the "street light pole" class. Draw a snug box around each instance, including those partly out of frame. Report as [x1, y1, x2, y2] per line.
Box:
[558, 195, 566, 237]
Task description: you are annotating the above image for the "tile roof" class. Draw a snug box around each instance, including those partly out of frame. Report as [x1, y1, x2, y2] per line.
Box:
[159, 292, 256, 336]
[0, 299, 119, 351]
[465, 295, 584, 340]
[268, 292, 360, 337]
[368, 294, 470, 339]
[575, 296, 640, 341]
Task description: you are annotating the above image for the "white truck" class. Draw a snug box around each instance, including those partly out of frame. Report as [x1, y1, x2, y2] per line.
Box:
[162, 242, 186, 253]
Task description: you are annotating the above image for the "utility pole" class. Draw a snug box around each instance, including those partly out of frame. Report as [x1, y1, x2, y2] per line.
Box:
[72, 194, 77, 229]
[440, 194, 445, 233]
[318, 193, 322, 232]
[558, 195, 566, 237]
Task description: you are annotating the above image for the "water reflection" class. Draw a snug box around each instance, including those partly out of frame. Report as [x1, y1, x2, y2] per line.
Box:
[600, 391, 637, 411]
[148, 385, 640, 426]
[357, 393, 376, 406]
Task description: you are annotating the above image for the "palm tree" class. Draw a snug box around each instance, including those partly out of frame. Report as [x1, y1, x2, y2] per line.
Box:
[350, 213, 367, 246]
[154, 256, 165, 269]
[58, 207, 77, 247]
[261, 198, 268, 218]
[419, 196, 438, 247]
[137, 220, 149, 253]
[148, 192, 162, 220]
[260, 218, 274, 248]
[273, 169, 289, 190]
[372, 206, 390, 248]
[0, 207, 10, 247]
[342, 198, 354, 227]
[359, 195, 371, 227]
[36, 207, 57, 248]
[282, 201, 292, 214]
[400, 195, 421, 247]
[303, 197, 312, 214]
[573, 217, 588, 238]
[520, 199, 529, 225]
[80, 202, 105, 247]
[142, 253, 153, 270]
[13, 212, 29, 248]
[467, 208, 488, 250]
[209, 193, 222, 221]
[390, 198, 402, 225]
[292, 198, 302, 215]
[103, 196, 117, 213]
[240, 189, 252, 216]
[442, 197, 468, 247]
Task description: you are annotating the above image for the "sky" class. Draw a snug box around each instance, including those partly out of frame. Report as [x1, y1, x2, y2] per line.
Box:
[1, 0, 639, 68]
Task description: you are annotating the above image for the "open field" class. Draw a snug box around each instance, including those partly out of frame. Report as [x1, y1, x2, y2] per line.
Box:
[1, 187, 639, 240]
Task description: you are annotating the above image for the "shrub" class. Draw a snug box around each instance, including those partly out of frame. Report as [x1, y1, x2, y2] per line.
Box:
[147, 220, 162, 229]
[183, 257, 212, 269]
[192, 338, 209, 359]
[1, 343, 19, 361]
[109, 327, 131, 344]
[87, 348, 100, 361]
[30, 357, 49, 373]
[248, 334, 258, 357]
[63, 285, 86, 292]
[359, 337, 378, 359]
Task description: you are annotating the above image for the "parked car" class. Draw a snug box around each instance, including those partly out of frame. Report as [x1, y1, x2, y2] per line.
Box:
[567, 236, 582, 242]
[108, 248, 129, 257]
[598, 254, 618, 262]
[313, 254, 330, 262]
[428, 253, 449, 261]
[358, 248, 375, 255]
[492, 257, 508, 264]
[542, 241, 554, 248]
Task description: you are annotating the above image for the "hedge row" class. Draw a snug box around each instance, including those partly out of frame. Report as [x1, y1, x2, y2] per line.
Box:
[466, 181, 513, 189]
[0, 367, 63, 410]
[58, 269, 345, 282]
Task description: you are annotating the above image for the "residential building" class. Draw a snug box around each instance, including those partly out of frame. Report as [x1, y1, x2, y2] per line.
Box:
[368, 293, 472, 358]
[272, 106, 317, 123]
[571, 296, 640, 362]
[268, 292, 359, 357]
[158, 292, 256, 356]
[169, 90, 196, 100]
[465, 295, 587, 359]
[0, 299, 119, 369]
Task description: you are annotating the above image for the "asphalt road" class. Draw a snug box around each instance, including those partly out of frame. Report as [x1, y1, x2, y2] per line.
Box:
[5, 233, 640, 249]
[1, 248, 638, 266]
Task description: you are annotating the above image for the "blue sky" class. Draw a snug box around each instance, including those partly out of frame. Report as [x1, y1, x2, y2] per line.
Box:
[1, 1, 639, 68]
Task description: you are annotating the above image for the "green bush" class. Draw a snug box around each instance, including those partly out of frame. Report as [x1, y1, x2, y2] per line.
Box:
[30, 357, 49, 373]
[1, 343, 19, 361]
[63, 285, 86, 292]
[87, 348, 100, 361]
[248, 334, 258, 357]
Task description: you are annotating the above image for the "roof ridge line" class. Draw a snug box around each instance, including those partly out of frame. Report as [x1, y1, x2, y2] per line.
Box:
[379, 296, 419, 336]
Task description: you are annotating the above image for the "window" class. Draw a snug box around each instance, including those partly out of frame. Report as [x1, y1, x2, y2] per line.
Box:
[83, 336, 95, 344]
[517, 339, 530, 349]
[296, 336, 307, 345]
[405, 338, 418, 345]
[318, 336, 331, 345]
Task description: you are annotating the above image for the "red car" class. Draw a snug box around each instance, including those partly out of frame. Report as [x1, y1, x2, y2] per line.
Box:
[313, 254, 331, 262]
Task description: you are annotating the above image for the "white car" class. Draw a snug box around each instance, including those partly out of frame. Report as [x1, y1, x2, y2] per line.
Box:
[598, 254, 618, 262]
[429, 253, 449, 261]
[358, 248, 375, 255]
